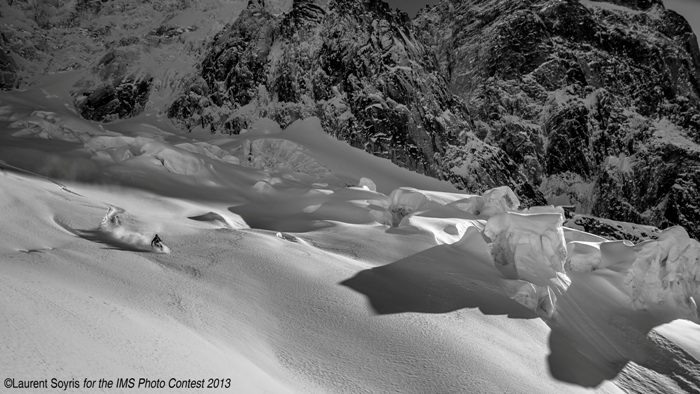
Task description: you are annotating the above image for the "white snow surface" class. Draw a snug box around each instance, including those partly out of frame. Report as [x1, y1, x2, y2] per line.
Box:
[0, 77, 698, 393]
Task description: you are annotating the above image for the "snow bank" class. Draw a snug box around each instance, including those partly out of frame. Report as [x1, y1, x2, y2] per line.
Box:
[85, 136, 136, 164]
[85, 136, 205, 175]
[175, 142, 240, 164]
[565, 239, 635, 272]
[444, 186, 521, 218]
[386, 185, 519, 225]
[239, 138, 332, 178]
[625, 226, 700, 320]
[136, 140, 204, 175]
[560, 224, 700, 321]
[565, 241, 603, 272]
[397, 215, 483, 245]
[387, 187, 473, 225]
[9, 110, 114, 142]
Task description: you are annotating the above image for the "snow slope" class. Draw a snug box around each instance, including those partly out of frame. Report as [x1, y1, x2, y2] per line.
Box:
[1, 78, 698, 393]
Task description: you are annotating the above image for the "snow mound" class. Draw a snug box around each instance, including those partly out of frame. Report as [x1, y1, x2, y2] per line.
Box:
[485, 212, 569, 317]
[238, 138, 332, 178]
[565, 239, 634, 272]
[358, 177, 377, 191]
[175, 142, 240, 164]
[85, 136, 205, 175]
[625, 226, 700, 320]
[85, 136, 136, 164]
[276, 232, 302, 243]
[481, 186, 521, 216]
[138, 140, 204, 175]
[188, 212, 235, 228]
[10, 110, 113, 143]
[565, 241, 605, 273]
[444, 186, 520, 218]
[387, 187, 475, 225]
[486, 212, 568, 285]
[397, 215, 484, 245]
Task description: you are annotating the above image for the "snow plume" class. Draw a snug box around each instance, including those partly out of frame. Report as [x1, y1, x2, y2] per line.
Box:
[97, 206, 170, 254]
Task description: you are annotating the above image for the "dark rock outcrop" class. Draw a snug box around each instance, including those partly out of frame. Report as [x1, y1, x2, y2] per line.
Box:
[75, 78, 152, 122]
[0, 49, 19, 90]
[73, 49, 152, 122]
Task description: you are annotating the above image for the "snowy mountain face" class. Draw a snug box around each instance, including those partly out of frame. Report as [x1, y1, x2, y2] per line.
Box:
[2, 0, 700, 238]
[415, 0, 700, 239]
[166, 0, 548, 207]
[170, 0, 700, 239]
[0, 0, 292, 116]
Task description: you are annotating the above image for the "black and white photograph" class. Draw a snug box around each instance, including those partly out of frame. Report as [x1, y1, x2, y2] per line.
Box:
[1, 0, 699, 392]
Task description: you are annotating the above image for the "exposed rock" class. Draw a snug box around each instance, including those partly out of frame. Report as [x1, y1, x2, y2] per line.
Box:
[169, 0, 546, 206]
[75, 78, 152, 122]
[415, 0, 700, 238]
[0, 49, 19, 90]
[564, 214, 661, 243]
[73, 49, 152, 122]
[590, 0, 662, 11]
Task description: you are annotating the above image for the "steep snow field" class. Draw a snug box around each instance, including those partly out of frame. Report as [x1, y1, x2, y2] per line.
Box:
[1, 77, 698, 393]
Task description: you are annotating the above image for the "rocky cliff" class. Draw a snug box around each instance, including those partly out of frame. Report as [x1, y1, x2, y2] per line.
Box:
[168, 0, 546, 205]
[414, 0, 700, 238]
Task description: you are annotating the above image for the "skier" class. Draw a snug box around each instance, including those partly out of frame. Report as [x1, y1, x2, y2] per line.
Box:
[151, 234, 163, 249]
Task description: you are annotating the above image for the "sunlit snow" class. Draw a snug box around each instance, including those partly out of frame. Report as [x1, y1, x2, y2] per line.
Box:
[0, 75, 698, 393]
